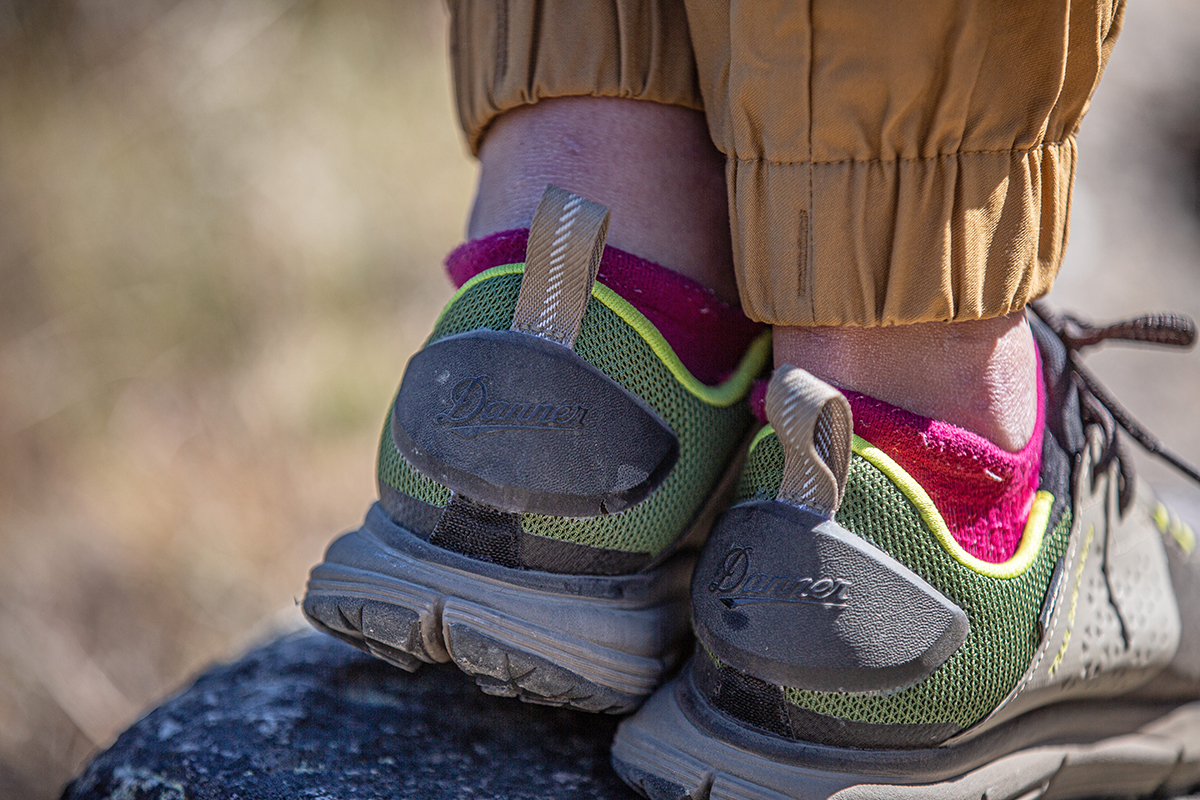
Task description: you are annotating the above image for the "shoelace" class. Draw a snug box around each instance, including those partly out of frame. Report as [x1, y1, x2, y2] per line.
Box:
[1030, 299, 1200, 514]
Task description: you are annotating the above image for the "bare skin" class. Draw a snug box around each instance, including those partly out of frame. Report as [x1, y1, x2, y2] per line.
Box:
[469, 97, 738, 304]
[773, 314, 1038, 451]
[472, 96, 1039, 451]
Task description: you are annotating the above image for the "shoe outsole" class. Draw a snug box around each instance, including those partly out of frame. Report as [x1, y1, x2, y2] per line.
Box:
[302, 505, 695, 714]
[612, 678, 1200, 800]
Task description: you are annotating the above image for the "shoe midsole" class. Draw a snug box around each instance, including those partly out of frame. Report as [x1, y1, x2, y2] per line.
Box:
[612, 669, 1199, 800]
[686, 663, 1183, 780]
[614, 676, 1195, 800]
[305, 504, 695, 693]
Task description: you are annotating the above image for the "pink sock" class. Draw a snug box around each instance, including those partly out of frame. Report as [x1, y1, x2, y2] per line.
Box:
[445, 229, 765, 386]
[750, 369, 1045, 563]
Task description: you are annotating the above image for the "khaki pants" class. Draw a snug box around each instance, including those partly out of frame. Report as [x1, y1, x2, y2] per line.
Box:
[448, 0, 1124, 327]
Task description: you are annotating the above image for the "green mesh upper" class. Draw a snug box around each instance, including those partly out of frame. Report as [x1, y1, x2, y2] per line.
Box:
[376, 414, 451, 507]
[376, 269, 762, 556]
[731, 432, 1071, 730]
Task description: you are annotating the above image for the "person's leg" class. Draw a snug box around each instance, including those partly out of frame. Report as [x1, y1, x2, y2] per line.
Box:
[446, 0, 756, 385]
[469, 97, 738, 304]
[451, 0, 736, 300]
[683, 0, 1125, 453]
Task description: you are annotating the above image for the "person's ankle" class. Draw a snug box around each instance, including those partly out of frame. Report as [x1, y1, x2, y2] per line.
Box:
[773, 312, 1038, 452]
[467, 96, 739, 304]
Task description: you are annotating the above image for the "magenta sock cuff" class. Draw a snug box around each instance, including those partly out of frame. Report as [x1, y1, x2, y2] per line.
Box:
[445, 229, 764, 386]
[748, 358, 1046, 564]
[846, 370, 1045, 564]
[445, 229, 529, 287]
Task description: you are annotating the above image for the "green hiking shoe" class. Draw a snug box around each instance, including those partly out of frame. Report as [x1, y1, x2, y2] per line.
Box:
[302, 186, 770, 713]
[612, 305, 1200, 798]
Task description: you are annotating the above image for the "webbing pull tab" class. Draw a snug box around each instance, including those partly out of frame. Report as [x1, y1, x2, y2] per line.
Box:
[511, 185, 611, 350]
[765, 365, 852, 517]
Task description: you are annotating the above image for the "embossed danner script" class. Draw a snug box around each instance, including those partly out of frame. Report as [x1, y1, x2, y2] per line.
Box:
[434, 376, 588, 438]
[709, 546, 851, 609]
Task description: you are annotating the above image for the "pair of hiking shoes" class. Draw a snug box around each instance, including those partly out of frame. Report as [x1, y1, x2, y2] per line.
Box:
[303, 187, 1200, 800]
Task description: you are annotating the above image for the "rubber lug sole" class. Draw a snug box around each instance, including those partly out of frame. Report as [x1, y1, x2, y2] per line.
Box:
[612, 678, 1200, 800]
[303, 505, 694, 714]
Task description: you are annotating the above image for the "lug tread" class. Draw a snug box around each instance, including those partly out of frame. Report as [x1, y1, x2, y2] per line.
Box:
[612, 758, 712, 800]
[302, 585, 645, 713]
[445, 623, 639, 713]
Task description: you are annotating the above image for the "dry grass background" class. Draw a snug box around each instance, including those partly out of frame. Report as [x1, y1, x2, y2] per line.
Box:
[0, 1, 1197, 799]
[0, 2, 472, 796]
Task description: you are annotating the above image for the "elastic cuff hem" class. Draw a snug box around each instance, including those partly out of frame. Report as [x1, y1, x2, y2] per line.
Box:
[448, 0, 703, 155]
[731, 140, 1076, 327]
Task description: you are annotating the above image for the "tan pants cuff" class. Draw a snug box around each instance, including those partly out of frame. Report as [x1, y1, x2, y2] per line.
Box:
[732, 139, 1076, 327]
[448, 0, 703, 155]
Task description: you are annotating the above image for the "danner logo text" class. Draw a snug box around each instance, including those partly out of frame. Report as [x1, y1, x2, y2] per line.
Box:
[434, 376, 588, 438]
[708, 546, 851, 608]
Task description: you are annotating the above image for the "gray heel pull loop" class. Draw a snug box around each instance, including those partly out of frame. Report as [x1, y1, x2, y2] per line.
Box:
[511, 185, 611, 350]
[765, 365, 853, 517]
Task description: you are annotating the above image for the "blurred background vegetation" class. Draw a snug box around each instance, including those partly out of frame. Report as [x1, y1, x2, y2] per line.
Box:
[0, 1, 471, 796]
[0, 1, 1197, 798]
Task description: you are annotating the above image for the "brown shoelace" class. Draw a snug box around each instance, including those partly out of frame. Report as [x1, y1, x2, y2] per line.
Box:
[1031, 299, 1200, 513]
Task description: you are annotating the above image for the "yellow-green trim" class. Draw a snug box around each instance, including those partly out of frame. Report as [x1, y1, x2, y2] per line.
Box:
[430, 262, 526, 333]
[743, 426, 1052, 577]
[851, 434, 1052, 579]
[1155, 501, 1196, 554]
[434, 263, 772, 408]
[591, 282, 770, 407]
[1177, 522, 1196, 556]
[1154, 502, 1171, 534]
[748, 424, 777, 454]
[1049, 523, 1096, 676]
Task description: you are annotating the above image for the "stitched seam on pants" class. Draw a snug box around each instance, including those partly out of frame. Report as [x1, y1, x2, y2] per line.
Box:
[494, 0, 509, 85]
[732, 139, 1072, 168]
[796, 210, 809, 300]
[803, 0, 815, 319]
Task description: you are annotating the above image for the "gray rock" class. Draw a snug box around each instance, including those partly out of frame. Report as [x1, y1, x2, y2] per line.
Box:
[60, 629, 1200, 800]
[61, 630, 636, 799]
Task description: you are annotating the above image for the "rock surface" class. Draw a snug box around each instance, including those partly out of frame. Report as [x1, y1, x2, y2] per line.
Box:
[62, 630, 636, 799]
[62, 628, 1200, 800]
